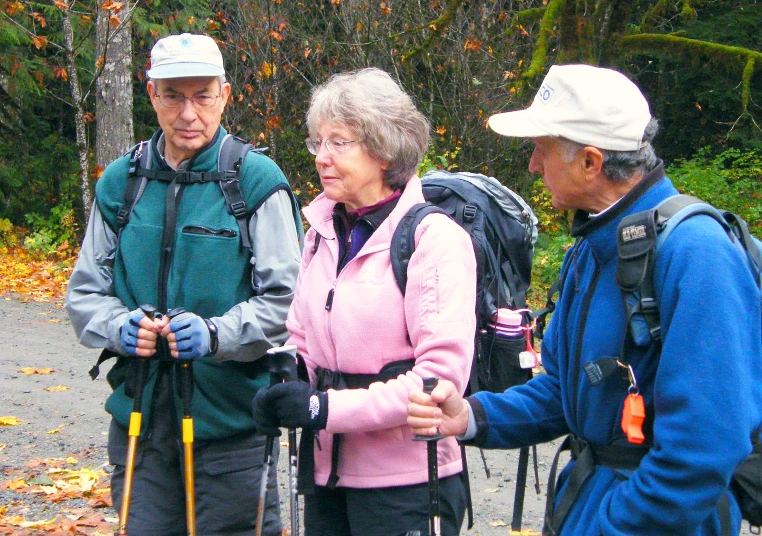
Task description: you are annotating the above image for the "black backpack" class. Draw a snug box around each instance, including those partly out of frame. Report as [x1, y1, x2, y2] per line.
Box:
[390, 169, 540, 531]
[616, 194, 762, 531]
[391, 170, 538, 395]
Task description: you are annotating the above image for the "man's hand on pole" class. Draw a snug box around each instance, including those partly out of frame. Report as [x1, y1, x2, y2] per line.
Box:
[407, 379, 471, 438]
[120, 308, 167, 358]
[162, 312, 210, 359]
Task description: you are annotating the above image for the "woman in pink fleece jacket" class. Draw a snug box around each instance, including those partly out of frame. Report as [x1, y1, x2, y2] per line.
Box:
[252, 68, 477, 535]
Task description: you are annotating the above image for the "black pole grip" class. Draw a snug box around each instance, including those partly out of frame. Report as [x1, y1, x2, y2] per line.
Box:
[266, 345, 298, 384]
[422, 376, 439, 395]
[139, 304, 157, 319]
[414, 377, 444, 442]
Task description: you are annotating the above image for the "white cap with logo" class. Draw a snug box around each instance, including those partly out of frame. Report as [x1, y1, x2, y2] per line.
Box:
[488, 64, 651, 152]
[146, 33, 224, 80]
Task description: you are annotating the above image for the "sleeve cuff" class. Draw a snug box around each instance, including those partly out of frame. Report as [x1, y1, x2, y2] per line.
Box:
[457, 400, 478, 441]
[458, 396, 489, 447]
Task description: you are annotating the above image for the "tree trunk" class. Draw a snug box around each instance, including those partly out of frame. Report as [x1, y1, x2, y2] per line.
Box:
[95, 9, 134, 170]
[61, 3, 92, 218]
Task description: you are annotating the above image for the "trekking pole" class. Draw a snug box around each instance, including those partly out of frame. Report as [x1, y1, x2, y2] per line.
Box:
[510, 446, 530, 531]
[413, 377, 444, 536]
[117, 304, 156, 536]
[167, 307, 196, 536]
[276, 345, 301, 536]
[255, 345, 297, 536]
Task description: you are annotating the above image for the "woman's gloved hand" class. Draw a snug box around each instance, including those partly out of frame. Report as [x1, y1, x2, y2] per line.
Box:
[252, 381, 328, 435]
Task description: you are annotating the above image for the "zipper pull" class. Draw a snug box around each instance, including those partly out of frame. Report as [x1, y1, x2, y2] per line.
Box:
[325, 288, 334, 310]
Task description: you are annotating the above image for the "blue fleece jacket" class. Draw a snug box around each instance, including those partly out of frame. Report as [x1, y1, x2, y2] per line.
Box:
[469, 164, 762, 535]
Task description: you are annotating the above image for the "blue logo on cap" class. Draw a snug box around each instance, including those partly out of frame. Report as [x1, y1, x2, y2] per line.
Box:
[180, 36, 191, 48]
[537, 83, 554, 104]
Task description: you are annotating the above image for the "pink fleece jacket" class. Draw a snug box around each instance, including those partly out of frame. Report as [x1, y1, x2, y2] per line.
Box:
[286, 175, 477, 489]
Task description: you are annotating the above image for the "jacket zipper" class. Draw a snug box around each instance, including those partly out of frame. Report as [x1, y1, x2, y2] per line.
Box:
[325, 280, 337, 310]
[182, 225, 237, 237]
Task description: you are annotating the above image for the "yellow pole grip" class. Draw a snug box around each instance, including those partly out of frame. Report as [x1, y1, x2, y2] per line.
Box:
[128, 412, 142, 437]
[183, 417, 194, 444]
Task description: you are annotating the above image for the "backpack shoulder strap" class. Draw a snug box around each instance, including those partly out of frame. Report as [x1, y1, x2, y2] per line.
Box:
[616, 194, 728, 344]
[217, 134, 258, 248]
[115, 140, 150, 236]
[390, 202, 450, 296]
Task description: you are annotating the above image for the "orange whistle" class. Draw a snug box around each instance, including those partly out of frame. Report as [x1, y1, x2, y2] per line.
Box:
[621, 393, 646, 444]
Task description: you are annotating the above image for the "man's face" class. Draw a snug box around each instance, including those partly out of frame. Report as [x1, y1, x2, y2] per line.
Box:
[528, 136, 587, 211]
[147, 77, 230, 166]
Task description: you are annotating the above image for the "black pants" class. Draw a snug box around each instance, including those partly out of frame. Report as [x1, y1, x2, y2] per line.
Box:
[303, 474, 467, 536]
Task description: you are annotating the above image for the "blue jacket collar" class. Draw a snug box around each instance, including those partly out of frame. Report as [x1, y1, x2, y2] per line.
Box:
[570, 161, 678, 265]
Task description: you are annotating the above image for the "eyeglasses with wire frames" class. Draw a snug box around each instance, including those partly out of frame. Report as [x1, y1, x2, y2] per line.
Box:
[305, 138, 361, 157]
[154, 91, 222, 110]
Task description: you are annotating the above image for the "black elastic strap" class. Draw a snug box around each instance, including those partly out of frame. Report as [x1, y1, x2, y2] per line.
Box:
[511, 446, 530, 531]
[543, 436, 649, 536]
[219, 178, 250, 249]
[460, 443, 474, 529]
[89, 349, 119, 380]
[326, 437, 341, 489]
[717, 492, 732, 536]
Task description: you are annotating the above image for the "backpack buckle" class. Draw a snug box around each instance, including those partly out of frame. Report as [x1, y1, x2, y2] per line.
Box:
[229, 200, 246, 218]
[639, 296, 657, 313]
[116, 208, 129, 228]
[463, 204, 477, 223]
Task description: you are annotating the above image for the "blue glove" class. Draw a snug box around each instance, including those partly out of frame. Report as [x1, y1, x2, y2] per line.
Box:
[120, 309, 148, 356]
[252, 381, 328, 435]
[168, 312, 211, 360]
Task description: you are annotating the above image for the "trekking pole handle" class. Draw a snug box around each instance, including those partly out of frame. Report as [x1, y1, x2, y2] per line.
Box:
[266, 344, 299, 384]
[414, 377, 444, 441]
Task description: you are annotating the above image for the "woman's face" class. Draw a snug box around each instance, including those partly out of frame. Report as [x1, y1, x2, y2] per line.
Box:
[313, 122, 392, 211]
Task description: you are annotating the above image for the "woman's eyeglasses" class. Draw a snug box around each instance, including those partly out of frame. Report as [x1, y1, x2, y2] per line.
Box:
[305, 138, 360, 157]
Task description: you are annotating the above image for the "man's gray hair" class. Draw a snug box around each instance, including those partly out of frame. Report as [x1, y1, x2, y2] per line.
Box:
[306, 67, 430, 190]
[559, 118, 660, 182]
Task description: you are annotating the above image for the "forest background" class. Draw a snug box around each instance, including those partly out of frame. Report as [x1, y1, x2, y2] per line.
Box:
[1, 0, 762, 305]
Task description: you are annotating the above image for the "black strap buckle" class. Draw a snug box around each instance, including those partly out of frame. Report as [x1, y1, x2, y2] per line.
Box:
[116, 208, 129, 228]
[463, 203, 477, 223]
[229, 200, 246, 218]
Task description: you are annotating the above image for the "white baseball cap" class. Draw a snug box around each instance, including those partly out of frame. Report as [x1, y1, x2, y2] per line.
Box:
[146, 33, 224, 79]
[488, 64, 652, 151]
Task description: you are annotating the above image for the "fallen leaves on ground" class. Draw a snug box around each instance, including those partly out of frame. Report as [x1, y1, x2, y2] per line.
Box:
[43, 385, 69, 393]
[20, 368, 55, 375]
[0, 417, 21, 426]
[0, 455, 114, 535]
[0, 245, 76, 302]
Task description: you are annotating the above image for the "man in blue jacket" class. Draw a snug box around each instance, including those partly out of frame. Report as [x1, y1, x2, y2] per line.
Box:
[407, 64, 762, 535]
[66, 34, 301, 535]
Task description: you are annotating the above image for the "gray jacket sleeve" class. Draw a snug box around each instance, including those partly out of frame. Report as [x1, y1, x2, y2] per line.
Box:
[210, 189, 301, 362]
[64, 203, 131, 353]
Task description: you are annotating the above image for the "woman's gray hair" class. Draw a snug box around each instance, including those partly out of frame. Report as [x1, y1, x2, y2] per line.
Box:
[306, 68, 430, 190]
[559, 118, 660, 182]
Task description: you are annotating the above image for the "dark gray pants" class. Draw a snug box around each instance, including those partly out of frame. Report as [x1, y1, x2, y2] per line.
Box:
[303, 473, 467, 536]
[108, 421, 281, 536]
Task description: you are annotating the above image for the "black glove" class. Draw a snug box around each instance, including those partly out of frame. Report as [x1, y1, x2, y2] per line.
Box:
[252, 381, 328, 435]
